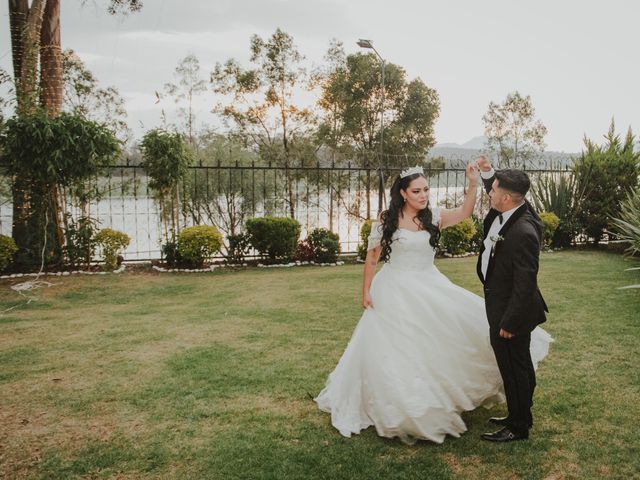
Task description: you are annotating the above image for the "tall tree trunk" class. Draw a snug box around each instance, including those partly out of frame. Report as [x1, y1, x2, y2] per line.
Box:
[40, 0, 62, 117]
[9, 0, 28, 82]
[9, 0, 30, 267]
[9, 0, 46, 269]
[17, 0, 46, 115]
[39, 0, 65, 264]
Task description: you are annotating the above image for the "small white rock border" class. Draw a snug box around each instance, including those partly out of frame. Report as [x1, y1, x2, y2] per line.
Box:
[258, 260, 345, 268]
[151, 260, 346, 273]
[0, 264, 127, 279]
[152, 263, 248, 273]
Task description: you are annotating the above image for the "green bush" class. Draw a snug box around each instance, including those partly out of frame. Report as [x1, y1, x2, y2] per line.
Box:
[225, 233, 251, 264]
[63, 215, 98, 269]
[539, 212, 561, 248]
[308, 228, 341, 263]
[161, 240, 183, 268]
[0, 235, 18, 272]
[357, 219, 374, 260]
[573, 122, 639, 243]
[140, 129, 193, 193]
[440, 218, 476, 255]
[95, 228, 130, 271]
[177, 225, 223, 268]
[246, 217, 301, 262]
[470, 214, 484, 252]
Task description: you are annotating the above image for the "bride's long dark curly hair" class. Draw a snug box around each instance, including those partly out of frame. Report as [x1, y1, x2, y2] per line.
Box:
[379, 172, 440, 263]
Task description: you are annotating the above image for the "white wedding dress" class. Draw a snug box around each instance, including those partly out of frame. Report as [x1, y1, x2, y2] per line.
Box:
[315, 209, 552, 444]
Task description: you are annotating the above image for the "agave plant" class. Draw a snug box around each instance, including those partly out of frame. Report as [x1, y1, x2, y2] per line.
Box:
[611, 187, 640, 289]
[530, 171, 584, 247]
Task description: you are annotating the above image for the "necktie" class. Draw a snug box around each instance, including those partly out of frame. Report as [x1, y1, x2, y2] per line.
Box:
[498, 213, 504, 224]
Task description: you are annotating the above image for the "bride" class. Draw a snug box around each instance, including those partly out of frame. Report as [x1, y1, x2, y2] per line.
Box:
[314, 162, 552, 444]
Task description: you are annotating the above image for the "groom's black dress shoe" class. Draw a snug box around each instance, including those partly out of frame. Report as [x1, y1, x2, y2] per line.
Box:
[481, 427, 528, 442]
[488, 416, 510, 426]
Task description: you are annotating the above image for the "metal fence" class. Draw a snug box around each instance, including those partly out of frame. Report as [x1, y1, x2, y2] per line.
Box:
[0, 159, 571, 261]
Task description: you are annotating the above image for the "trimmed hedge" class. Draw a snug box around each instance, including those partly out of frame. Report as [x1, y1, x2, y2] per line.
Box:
[178, 225, 223, 268]
[246, 217, 301, 261]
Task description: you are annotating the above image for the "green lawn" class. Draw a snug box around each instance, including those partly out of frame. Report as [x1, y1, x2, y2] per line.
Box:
[0, 250, 638, 479]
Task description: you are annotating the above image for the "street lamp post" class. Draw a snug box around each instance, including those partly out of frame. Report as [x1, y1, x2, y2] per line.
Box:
[357, 38, 386, 215]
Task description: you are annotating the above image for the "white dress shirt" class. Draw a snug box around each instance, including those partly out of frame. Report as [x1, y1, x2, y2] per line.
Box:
[480, 168, 524, 279]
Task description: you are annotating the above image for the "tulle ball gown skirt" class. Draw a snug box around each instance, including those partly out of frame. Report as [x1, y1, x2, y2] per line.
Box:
[315, 262, 552, 444]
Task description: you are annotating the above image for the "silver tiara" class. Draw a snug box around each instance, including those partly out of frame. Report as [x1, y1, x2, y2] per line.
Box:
[400, 165, 424, 178]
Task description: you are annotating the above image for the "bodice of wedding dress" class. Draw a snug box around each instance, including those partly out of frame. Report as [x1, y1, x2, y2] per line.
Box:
[366, 208, 440, 271]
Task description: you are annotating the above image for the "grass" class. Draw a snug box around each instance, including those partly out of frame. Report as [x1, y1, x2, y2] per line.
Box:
[0, 250, 638, 479]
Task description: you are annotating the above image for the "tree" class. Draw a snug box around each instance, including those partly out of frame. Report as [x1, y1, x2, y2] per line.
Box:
[318, 49, 439, 161]
[62, 49, 130, 142]
[160, 54, 208, 147]
[187, 131, 261, 236]
[317, 47, 440, 217]
[211, 28, 317, 218]
[482, 91, 547, 169]
[7, 0, 142, 268]
[1, 113, 120, 266]
[140, 129, 194, 243]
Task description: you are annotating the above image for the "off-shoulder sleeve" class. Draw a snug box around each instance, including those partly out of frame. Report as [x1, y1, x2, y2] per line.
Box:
[431, 207, 441, 228]
[367, 222, 383, 250]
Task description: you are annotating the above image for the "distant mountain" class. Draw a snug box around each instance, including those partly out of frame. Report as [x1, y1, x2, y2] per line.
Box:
[435, 136, 487, 150]
[430, 136, 577, 168]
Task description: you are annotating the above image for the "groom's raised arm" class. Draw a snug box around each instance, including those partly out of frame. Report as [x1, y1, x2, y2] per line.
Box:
[476, 155, 495, 195]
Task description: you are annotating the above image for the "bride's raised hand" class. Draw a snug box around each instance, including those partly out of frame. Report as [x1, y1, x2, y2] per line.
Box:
[363, 291, 374, 309]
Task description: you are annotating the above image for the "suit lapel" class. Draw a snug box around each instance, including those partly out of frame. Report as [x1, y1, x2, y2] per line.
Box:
[484, 203, 528, 282]
[477, 208, 500, 282]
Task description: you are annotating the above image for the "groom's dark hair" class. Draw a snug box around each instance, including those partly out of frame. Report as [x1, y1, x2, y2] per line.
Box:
[495, 169, 530, 197]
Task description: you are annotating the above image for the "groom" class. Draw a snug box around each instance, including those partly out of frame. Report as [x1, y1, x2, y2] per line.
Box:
[476, 156, 548, 442]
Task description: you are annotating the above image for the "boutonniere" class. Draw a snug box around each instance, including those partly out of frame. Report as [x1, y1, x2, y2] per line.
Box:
[489, 234, 504, 257]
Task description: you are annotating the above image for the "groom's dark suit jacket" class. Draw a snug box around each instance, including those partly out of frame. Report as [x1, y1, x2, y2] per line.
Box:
[476, 175, 548, 335]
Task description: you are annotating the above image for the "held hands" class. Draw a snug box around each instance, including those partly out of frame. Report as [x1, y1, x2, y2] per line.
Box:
[465, 162, 480, 187]
[476, 155, 492, 173]
[363, 291, 374, 309]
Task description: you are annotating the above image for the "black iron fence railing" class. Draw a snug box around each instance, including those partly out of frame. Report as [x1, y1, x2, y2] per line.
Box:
[0, 159, 572, 261]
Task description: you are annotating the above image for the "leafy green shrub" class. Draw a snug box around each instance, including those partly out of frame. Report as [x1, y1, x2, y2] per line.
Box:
[246, 217, 301, 262]
[358, 219, 374, 260]
[470, 214, 484, 252]
[308, 228, 341, 263]
[95, 229, 130, 271]
[63, 215, 98, 269]
[611, 187, 640, 256]
[440, 218, 476, 255]
[161, 240, 183, 268]
[140, 129, 193, 192]
[539, 212, 561, 248]
[573, 123, 639, 243]
[0, 235, 18, 272]
[225, 233, 251, 264]
[3, 113, 120, 186]
[177, 225, 223, 268]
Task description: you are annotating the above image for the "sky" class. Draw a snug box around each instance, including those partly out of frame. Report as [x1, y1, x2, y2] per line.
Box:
[1, 0, 638, 153]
